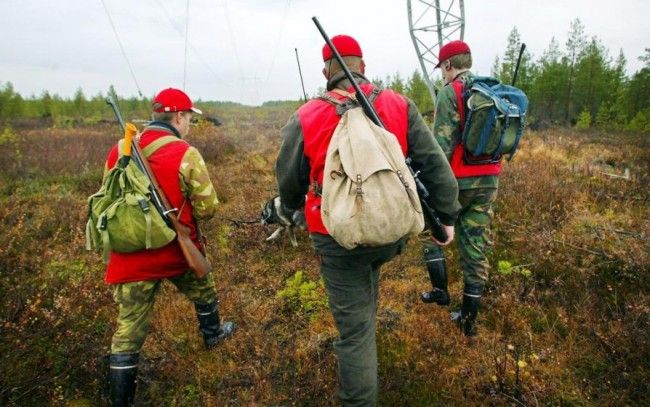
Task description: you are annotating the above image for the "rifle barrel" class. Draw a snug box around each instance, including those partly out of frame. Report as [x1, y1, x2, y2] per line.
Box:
[294, 48, 308, 102]
[512, 43, 526, 86]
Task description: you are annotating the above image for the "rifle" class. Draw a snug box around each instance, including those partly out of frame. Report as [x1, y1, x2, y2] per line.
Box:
[106, 97, 212, 278]
[312, 17, 449, 243]
[512, 43, 526, 86]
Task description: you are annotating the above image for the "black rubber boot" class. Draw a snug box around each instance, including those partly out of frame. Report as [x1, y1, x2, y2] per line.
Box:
[195, 300, 235, 348]
[109, 352, 138, 407]
[420, 245, 450, 305]
[450, 285, 483, 337]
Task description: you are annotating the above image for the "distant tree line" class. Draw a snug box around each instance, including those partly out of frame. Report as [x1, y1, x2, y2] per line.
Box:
[491, 19, 649, 132]
[0, 18, 647, 132]
[378, 18, 648, 132]
[0, 84, 153, 127]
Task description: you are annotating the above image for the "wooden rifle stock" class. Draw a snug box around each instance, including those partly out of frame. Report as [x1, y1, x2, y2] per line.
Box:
[130, 140, 213, 279]
[106, 97, 212, 278]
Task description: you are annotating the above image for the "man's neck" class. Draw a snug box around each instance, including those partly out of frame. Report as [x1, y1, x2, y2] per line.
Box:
[147, 121, 182, 138]
[445, 68, 470, 85]
[326, 70, 369, 91]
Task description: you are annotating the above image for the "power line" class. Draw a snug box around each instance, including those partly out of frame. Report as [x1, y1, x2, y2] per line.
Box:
[183, 0, 190, 90]
[99, 0, 143, 97]
[153, 0, 228, 86]
[265, 0, 291, 82]
[223, 0, 245, 101]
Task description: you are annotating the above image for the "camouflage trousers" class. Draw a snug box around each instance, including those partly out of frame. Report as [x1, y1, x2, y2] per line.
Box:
[422, 187, 497, 290]
[111, 272, 217, 354]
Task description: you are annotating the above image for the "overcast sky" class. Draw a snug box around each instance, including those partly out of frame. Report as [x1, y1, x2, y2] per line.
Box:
[1, 0, 648, 105]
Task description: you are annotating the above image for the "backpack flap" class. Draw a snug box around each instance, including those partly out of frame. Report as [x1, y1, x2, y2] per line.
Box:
[337, 108, 392, 182]
[496, 84, 529, 161]
[462, 87, 502, 160]
[321, 106, 424, 250]
[462, 78, 529, 162]
[85, 134, 181, 258]
[97, 162, 176, 258]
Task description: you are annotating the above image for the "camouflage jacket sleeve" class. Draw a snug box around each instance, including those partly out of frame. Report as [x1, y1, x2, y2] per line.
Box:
[179, 146, 219, 220]
[275, 112, 310, 211]
[432, 84, 461, 160]
[405, 98, 461, 226]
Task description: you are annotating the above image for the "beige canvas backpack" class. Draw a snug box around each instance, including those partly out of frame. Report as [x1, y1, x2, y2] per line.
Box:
[320, 89, 424, 250]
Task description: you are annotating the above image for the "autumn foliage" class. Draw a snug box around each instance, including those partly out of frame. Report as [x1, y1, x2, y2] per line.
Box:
[0, 105, 648, 405]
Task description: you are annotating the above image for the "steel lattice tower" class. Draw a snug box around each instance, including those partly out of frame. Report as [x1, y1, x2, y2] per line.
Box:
[407, 0, 465, 103]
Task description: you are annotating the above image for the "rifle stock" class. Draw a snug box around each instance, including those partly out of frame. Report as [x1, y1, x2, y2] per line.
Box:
[131, 141, 212, 278]
[405, 158, 449, 242]
[106, 97, 212, 278]
[312, 17, 449, 242]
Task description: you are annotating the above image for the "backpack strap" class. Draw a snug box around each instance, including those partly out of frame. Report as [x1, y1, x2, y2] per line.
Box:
[319, 90, 355, 115]
[319, 87, 382, 116]
[366, 87, 381, 104]
[117, 134, 182, 160]
[330, 88, 355, 99]
[85, 218, 95, 251]
[451, 80, 466, 132]
[141, 135, 184, 158]
[329, 87, 381, 104]
[319, 93, 343, 106]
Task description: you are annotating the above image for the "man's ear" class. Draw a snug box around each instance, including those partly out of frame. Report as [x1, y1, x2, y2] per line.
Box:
[322, 67, 329, 80]
[360, 59, 366, 75]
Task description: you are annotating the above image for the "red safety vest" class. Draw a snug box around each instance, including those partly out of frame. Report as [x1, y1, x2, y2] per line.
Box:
[449, 80, 501, 178]
[104, 127, 199, 284]
[300, 83, 409, 235]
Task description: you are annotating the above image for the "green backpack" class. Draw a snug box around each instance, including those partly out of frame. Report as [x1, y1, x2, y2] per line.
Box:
[85, 135, 180, 261]
[452, 76, 529, 163]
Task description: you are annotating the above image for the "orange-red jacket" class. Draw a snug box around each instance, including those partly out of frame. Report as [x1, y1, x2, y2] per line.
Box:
[104, 124, 199, 284]
[298, 83, 410, 234]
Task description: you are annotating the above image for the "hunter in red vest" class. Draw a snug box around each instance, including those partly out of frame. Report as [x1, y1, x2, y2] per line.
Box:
[275, 35, 460, 406]
[420, 40, 500, 337]
[104, 88, 234, 405]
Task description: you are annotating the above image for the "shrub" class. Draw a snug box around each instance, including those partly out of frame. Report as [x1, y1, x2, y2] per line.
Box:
[627, 108, 650, 133]
[277, 270, 327, 314]
[575, 109, 592, 129]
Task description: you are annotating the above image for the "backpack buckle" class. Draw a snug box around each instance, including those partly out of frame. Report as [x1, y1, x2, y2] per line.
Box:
[163, 208, 178, 216]
[311, 181, 322, 197]
[138, 199, 150, 213]
[355, 174, 363, 197]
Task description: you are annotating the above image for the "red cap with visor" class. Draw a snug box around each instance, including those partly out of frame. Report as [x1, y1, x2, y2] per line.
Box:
[152, 88, 202, 114]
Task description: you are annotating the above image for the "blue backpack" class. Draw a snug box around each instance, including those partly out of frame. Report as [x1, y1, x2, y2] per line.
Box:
[452, 76, 529, 163]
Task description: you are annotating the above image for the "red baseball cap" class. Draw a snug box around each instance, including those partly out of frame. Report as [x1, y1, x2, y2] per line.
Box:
[436, 40, 471, 68]
[322, 35, 363, 62]
[152, 88, 202, 114]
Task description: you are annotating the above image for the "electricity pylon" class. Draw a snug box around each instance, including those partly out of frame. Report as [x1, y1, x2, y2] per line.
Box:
[407, 0, 465, 103]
